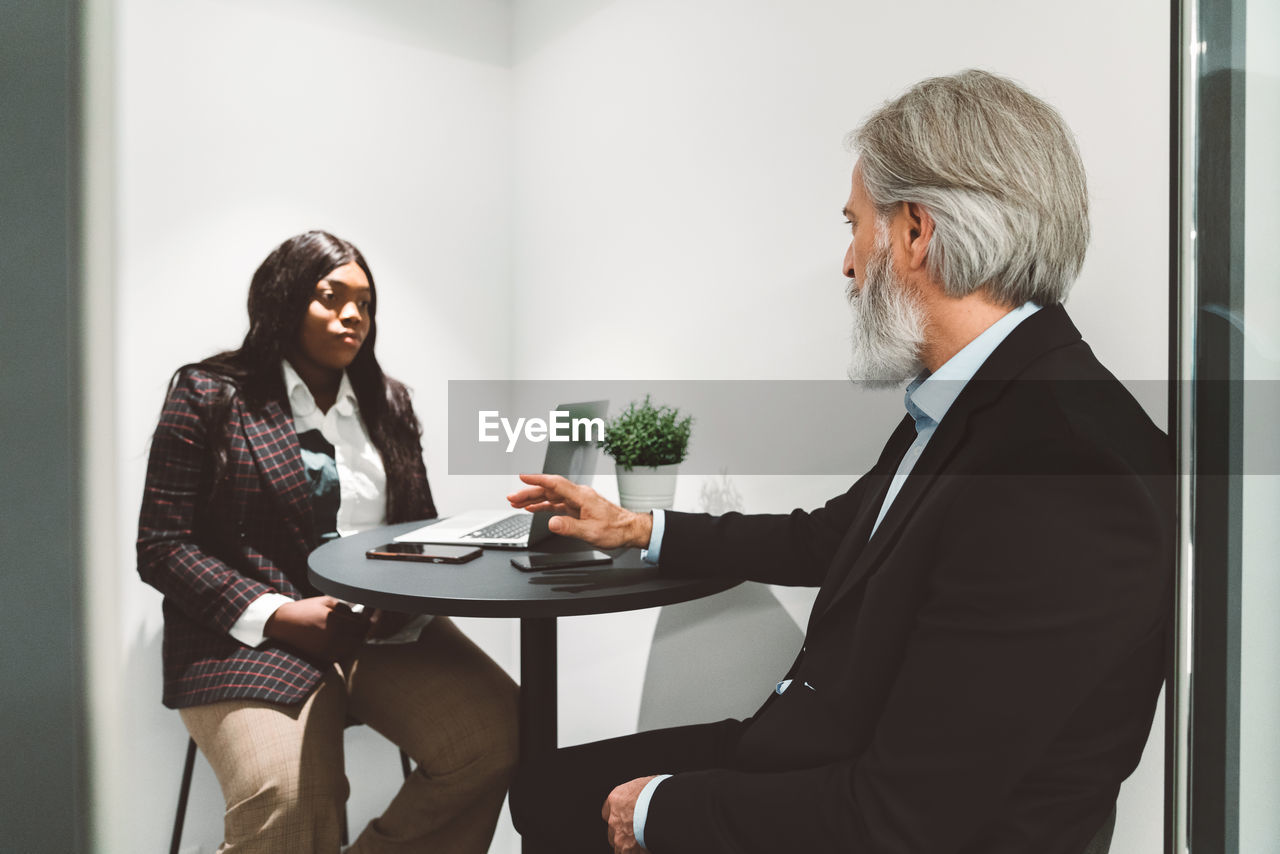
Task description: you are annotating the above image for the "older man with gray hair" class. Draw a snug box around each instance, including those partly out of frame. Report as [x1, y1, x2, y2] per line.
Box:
[508, 69, 1171, 854]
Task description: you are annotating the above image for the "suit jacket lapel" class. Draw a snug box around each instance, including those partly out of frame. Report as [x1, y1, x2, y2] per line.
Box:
[809, 304, 1085, 627]
[240, 397, 319, 552]
[807, 413, 916, 625]
[826, 396, 985, 604]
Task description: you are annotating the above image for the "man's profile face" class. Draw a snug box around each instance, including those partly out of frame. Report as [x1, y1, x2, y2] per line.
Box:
[842, 161, 926, 388]
[842, 161, 880, 292]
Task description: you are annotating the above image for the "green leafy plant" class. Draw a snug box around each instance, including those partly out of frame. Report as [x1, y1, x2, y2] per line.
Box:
[601, 395, 693, 469]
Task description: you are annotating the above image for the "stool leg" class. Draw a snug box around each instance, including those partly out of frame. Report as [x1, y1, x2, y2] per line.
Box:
[170, 738, 198, 854]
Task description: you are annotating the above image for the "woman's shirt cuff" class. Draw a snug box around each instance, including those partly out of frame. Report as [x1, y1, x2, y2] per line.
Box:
[228, 592, 294, 647]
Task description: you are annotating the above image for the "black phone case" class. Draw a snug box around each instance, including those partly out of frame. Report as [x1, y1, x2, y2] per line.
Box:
[510, 552, 612, 572]
[366, 547, 481, 564]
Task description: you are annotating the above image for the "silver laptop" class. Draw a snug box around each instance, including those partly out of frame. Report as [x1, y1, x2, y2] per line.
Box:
[394, 400, 607, 549]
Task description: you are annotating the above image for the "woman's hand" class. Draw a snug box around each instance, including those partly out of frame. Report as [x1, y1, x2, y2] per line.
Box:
[264, 596, 369, 661]
[507, 474, 653, 550]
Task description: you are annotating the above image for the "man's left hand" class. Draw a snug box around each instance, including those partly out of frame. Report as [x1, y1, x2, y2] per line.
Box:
[602, 775, 657, 854]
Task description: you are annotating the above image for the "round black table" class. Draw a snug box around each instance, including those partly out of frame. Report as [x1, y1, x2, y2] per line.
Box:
[308, 519, 740, 765]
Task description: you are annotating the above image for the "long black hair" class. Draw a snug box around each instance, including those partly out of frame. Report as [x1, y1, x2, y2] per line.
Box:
[186, 230, 434, 524]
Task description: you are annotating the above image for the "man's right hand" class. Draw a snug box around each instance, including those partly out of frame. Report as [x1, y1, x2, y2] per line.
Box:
[507, 474, 653, 550]
[264, 596, 369, 661]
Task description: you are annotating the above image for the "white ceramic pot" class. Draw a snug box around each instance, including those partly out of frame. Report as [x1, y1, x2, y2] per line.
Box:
[615, 463, 679, 512]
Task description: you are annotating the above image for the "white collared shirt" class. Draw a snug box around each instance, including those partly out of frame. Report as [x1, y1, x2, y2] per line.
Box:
[281, 360, 388, 537]
[228, 361, 402, 648]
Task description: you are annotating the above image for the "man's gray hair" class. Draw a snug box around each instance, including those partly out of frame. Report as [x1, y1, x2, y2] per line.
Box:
[848, 69, 1089, 306]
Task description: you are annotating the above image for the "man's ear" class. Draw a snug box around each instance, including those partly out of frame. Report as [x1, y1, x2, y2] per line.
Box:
[895, 201, 935, 272]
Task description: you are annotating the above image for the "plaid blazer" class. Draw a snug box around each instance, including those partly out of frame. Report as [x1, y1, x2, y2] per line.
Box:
[137, 366, 435, 709]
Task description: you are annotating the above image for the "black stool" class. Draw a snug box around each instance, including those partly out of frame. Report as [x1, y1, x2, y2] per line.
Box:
[170, 733, 413, 854]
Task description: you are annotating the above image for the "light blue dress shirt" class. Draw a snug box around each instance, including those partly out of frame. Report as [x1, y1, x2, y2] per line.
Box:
[632, 302, 1040, 847]
[870, 301, 1040, 536]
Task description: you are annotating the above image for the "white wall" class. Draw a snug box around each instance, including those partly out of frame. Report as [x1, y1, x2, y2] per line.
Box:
[88, 1, 1172, 852]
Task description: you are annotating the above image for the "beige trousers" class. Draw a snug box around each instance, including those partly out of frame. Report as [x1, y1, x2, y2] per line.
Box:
[180, 616, 519, 854]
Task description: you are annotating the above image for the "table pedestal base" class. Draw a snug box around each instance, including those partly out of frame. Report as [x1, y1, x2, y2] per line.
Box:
[519, 617, 557, 761]
[519, 617, 557, 854]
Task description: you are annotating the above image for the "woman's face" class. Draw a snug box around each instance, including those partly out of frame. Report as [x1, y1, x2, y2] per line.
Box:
[294, 261, 372, 374]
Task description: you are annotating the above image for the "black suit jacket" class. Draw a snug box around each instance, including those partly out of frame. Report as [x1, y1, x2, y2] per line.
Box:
[137, 367, 435, 708]
[645, 305, 1172, 854]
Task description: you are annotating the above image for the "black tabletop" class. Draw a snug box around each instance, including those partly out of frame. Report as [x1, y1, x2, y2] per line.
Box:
[308, 519, 740, 619]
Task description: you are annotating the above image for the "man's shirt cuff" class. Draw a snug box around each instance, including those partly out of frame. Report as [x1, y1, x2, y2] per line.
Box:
[228, 592, 294, 647]
[640, 508, 666, 565]
[633, 774, 672, 849]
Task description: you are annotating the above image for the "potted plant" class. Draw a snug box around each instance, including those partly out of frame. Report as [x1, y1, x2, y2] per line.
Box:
[600, 395, 693, 511]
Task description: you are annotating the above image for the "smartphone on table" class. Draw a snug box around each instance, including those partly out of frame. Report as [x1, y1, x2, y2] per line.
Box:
[510, 550, 613, 572]
[366, 543, 482, 564]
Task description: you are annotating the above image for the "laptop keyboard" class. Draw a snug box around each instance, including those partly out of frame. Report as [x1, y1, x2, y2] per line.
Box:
[463, 513, 532, 540]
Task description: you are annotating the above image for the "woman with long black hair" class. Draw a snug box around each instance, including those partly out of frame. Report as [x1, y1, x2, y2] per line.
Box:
[138, 231, 518, 853]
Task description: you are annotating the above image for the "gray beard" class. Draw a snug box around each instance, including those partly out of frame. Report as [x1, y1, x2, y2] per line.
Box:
[845, 243, 927, 389]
